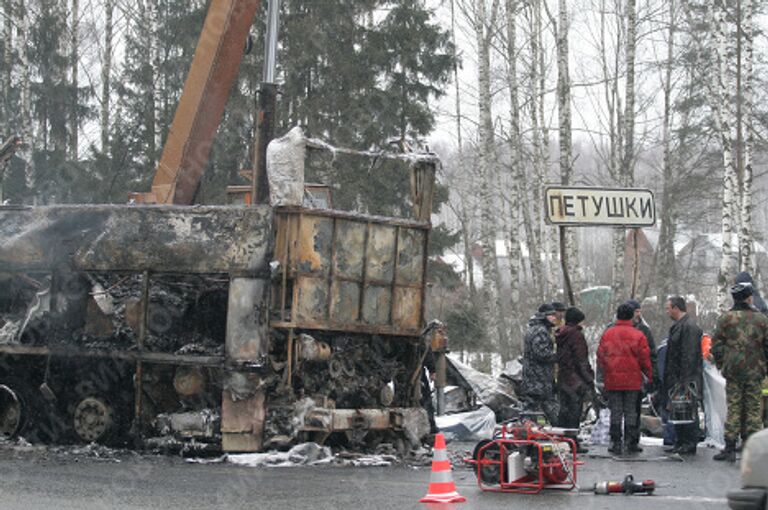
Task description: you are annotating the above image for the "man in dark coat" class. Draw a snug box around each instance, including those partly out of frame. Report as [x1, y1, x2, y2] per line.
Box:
[556, 306, 594, 452]
[711, 283, 768, 461]
[663, 296, 703, 455]
[598, 304, 652, 455]
[624, 299, 658, 453]
[521, 303, 559, 424]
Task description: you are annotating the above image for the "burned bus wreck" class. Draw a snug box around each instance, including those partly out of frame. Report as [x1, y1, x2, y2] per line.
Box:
[0, 133, 440, 453]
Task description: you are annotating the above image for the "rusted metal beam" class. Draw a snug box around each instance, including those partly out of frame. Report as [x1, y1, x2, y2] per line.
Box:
[0, 344, 225, 367]
[270, 321, 422, 338]
[131, 0, 261, 205]
[277, 206, 431, 230]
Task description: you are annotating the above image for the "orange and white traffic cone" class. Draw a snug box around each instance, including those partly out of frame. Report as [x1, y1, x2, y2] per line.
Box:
[420, 433, 466, 504]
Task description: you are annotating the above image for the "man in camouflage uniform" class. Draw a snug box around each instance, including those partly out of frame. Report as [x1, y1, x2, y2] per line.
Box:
[521, 303, 559, 424]
[711, 283, 768, 462]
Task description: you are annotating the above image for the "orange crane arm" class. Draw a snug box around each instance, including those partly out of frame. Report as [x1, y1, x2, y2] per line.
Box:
[131, 0, 261, 205]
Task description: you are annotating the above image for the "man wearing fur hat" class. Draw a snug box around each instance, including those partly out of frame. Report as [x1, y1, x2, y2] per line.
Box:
[711, 283, 768, 461]
[556, 306, 594, 452]
[521, 304, 559, 424]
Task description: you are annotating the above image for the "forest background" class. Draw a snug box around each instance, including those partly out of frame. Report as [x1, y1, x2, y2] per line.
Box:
[0, 0, 763, 369]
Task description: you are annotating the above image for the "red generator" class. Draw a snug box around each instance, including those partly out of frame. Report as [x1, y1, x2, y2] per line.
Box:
[466, 421, 583, 494]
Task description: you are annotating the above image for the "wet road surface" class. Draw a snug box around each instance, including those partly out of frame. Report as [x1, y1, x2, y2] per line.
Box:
[0, 442, 739, 510]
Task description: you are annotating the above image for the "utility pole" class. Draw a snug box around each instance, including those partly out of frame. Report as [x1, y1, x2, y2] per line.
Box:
[251, 0, 281, 205]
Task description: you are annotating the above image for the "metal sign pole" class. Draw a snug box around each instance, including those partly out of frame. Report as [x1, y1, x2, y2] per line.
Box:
[559, 226, 575, 306]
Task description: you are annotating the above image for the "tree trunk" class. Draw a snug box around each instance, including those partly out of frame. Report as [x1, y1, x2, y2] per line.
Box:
[19, 0, 34, 192]
[100, 0, 114, 155]
[474, 0, 510, 361]
[525, 1, 544, 300]
[556, 0, 578, 300]
[738, 0, 754, 275]
[655, 0, 677, 306]
[70, 0, 79, 159]
[2, 0, 12, 137]
[505, 0, 522, 335]
[714, 0, 737, 311]
[148, 0, 160, 164]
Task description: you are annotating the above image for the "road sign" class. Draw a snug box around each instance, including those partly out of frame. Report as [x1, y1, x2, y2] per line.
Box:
[544, 186, 656, 227]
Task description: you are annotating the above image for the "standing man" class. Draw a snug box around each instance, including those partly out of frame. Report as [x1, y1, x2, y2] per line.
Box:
[711, 284, 768, 461]
[663, 296, 703, 455]
[521, 304, 559, 424]
[556, 307, 594, 453]
[624, 299, 658, 453]
[598, 304, 652, 454]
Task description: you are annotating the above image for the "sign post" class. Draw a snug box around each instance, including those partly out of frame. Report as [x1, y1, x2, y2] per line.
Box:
[544, 186, 656, 304]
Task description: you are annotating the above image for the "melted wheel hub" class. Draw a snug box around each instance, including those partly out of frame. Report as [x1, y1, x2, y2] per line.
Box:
[73, 397, 114, 443]
[0, 385, 22, 437]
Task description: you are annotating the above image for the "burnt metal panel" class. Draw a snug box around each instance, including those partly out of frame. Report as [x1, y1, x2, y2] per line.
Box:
[334, 220, 366, 279]
[396, 228, 425, 284]
[226, 278, 269, 363]
[330, 280, 360, 322]
[221, 388, 265, 453]
[295, 277, 328, 322]
[295, 215, 332, 274]
[273, 208, 429, 337]
[363, 285, 391, 325]
[393, 286, 422, 331]
[0, 205, 273, 274]
[367, 225, 396, 282]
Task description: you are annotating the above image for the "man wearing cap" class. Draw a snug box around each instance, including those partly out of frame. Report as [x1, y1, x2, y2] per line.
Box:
[663, 296, 703, 455]
[711, 283, 768, 461]
[556, 307, 594, 452]
[521, 304, 559, 424]
[625, 299, 658, 453]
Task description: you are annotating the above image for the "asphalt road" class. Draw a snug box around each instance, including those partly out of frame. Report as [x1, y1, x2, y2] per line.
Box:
[0, 442, 740, 510]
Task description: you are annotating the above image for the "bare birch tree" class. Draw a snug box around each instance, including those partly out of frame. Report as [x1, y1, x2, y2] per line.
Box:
[553, 0, 579, 300]
[100, 0, 113, 154]
[713, 0, 738, 311]
[654, 0, 677, 305]
[738, 0, 755, 275]
[18, 0, 34, 191]
[469, 0, 512, 359]
[2, 0, 12, 137]
[504, 0, 523, 336]
[70, 0, 79, 159]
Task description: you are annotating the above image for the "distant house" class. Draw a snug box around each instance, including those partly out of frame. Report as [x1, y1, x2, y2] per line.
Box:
[622, 228, 656, 292]
[676, 233, 768, 289]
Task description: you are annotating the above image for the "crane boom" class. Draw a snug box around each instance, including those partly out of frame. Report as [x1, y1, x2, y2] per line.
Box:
[131, 0, 261, 205]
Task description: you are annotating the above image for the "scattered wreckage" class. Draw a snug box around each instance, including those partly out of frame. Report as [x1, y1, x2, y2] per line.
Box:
[0, 131, 440, 454]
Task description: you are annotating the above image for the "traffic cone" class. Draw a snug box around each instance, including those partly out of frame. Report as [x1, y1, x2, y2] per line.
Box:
[420, 433, 466, 504]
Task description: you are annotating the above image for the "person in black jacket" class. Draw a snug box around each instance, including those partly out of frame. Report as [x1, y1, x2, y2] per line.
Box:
[556, 307, 594, 453]
[625, 299, 658, 453]
[663, 296, 703, 455]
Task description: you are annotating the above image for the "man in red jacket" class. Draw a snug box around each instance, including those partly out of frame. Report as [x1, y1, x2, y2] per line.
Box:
[598, 303, 652, 455]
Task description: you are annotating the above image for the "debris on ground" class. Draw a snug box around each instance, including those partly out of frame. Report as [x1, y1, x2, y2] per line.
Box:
[188, 442, 333, 468]
[445, 355, 519, 420]
[436, 405, 496, 442]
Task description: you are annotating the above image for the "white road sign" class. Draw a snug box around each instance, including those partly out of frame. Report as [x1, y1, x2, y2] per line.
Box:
[544, 186, 656, 227]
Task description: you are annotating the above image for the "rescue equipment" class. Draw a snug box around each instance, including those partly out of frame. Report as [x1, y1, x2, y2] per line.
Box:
[593, 474, 655, 495]
[465, 420, 582, 494]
